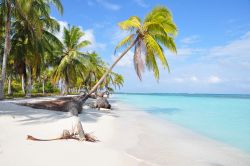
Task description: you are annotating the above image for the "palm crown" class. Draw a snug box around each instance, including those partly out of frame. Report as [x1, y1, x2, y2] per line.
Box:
[115, 6, 177, 80]
[53, 26, 91, 90]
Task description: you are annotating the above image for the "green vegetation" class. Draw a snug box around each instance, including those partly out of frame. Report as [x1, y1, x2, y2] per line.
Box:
[0, 0, 124, 99]
[84, 6, 177, 97]
[0, 1, 177, 100]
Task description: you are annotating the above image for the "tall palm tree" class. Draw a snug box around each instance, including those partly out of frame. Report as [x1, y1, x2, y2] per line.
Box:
[0, 0, 63, 99]
[0, 0, 11, 99]
[80, 6, 177, 101]
[52, 26, 91, 94]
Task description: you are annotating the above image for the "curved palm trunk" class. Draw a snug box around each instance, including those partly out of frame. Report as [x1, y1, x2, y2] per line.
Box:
[79, 37, 138, 103]
[0, 0, 11, 100]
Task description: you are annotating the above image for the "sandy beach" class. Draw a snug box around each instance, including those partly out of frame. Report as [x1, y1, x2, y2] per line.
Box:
[0, 97, 250, 166]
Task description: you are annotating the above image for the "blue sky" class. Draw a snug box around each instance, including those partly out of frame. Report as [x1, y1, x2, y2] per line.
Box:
[51, 0, 250, 94]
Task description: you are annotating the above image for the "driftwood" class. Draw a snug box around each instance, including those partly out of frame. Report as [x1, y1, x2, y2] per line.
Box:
[27, 117, 98, 142]
[27, 131, 98, 142]
[95, 97, 111, 109]
[19, 96, 84, 116]
[19, 94, 111, 114]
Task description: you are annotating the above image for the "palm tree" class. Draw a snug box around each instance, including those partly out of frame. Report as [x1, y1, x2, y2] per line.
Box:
[80, 6, 177, 101]
[0, 0, 63, 99]
[21, 6, 177, 115]
[0, 0, 11, 99]
[52, 26, 91, 95]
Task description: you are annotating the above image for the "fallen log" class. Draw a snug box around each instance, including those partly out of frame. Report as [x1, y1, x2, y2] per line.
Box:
[18, 96, 84, 116]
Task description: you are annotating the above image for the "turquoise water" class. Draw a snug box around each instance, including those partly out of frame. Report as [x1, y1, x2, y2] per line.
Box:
[114, 93, 250, 153]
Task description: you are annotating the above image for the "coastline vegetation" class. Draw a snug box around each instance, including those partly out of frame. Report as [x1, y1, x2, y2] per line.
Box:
[0, 0, 177, 114]
[0, 0, 178, 143]
[0, 0, 123, 99]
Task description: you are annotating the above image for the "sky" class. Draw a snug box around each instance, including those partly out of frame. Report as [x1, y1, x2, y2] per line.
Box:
[51, 0, 250, 94]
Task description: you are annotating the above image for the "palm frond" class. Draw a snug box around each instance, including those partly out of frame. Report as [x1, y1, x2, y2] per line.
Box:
[114, 34, 135, 54]
[118, 16, 141, 31]
[144, 34, 170, 72]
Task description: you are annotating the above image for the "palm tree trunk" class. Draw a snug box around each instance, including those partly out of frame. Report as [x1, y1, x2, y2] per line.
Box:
[42, 79, 45, 94]
[0, 0, 11, 100]
[26, 67, 32, 97]
[62, 82, 68, 95]
[79, 37, 138, 102]
[59, 79, 63, 94]
[7, 76, 12, 95]
[21, 74, 25, 94]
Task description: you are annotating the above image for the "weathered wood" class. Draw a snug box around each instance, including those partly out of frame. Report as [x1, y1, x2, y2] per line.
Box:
[95, 97, 111, 109]
[27, 119, 99, 142]
[18, 96, 84, 115]
[75, 117, 85, 141]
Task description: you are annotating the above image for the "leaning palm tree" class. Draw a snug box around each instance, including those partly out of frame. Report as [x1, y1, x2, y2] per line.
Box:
[24, 6, 177, 114]
[79, 6, 177, 101]
[52, 26, 91, 94]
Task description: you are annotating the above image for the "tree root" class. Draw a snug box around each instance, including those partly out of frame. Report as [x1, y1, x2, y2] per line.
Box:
[27, 129, 99, 142]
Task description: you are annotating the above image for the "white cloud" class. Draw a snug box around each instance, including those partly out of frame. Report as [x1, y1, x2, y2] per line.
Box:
[112, 50, 134, 67]
[134, 0, 148, 8]
[53, 19, 68, 41]
[207, 75, 222, 84]
[80, 28, 106, 51]
[180, 35, 200, 45]
[163, 75, 223, 85]
[96, 0, 120, 11]
[174, 77, 184, 83]
[115, 31, 250, 93]
[207, 31, 250, 58]
[111, 27, 130, 45]
[52, 18, 106, 51]
[177, 48, 205, 56]
[190, 76, 198, 82]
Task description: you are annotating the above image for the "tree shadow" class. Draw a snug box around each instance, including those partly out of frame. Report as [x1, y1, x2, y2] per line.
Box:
[0, 102, 69, 125]
[79, 108, 119, 122]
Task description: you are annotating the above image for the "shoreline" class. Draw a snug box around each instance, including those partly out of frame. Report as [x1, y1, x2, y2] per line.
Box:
[0, 97, 250, 166]
[111, 100, 250, 166]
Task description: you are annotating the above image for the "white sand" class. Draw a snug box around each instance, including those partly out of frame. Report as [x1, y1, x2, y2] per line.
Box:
[0, 97, 250, 166]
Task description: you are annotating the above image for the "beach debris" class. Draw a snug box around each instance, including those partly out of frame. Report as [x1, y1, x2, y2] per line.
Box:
[18, 96, 84, 115]
[26, 130, 98, 142]
[27, 117, 99, 142]
[95, 97, 111, 110]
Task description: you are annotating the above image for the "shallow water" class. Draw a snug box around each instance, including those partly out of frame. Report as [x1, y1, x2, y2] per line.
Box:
[114, 93, 250, 153]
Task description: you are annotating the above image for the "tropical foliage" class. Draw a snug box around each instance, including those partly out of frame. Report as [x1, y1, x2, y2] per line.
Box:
[0, 3, 177, 100]
[115, 6, 177, 80]
[84, 6, 177, 98]
[0, 0, 124, 99]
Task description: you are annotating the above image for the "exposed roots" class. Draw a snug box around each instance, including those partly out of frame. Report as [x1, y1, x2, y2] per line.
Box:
[27, 129, 99, 142]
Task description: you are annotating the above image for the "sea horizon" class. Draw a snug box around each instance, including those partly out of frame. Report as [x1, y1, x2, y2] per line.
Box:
[114, 92, 250, 98]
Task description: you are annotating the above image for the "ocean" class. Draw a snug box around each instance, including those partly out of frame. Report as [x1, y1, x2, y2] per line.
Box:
[113, 93, 250, 153]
